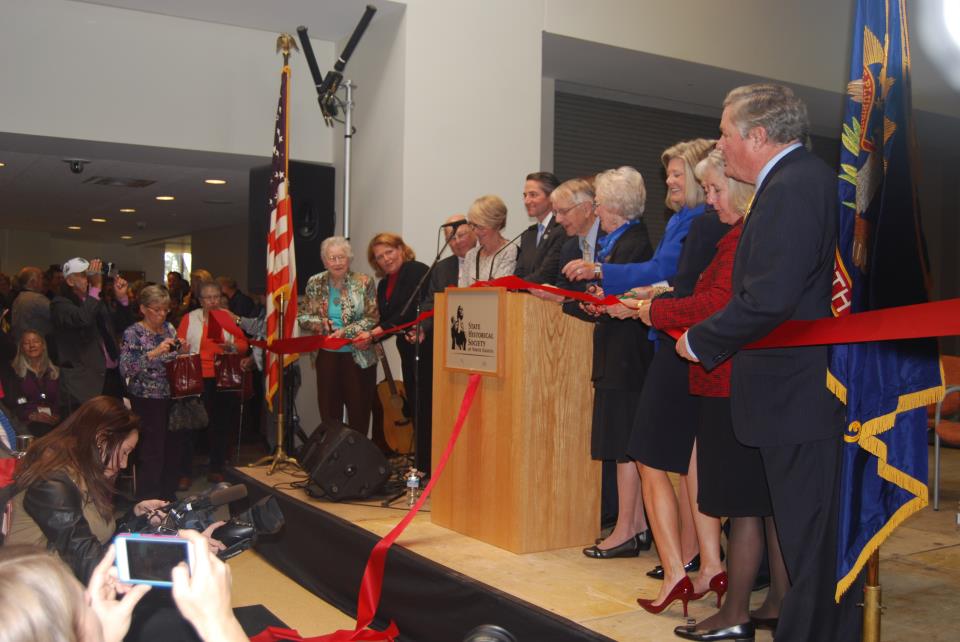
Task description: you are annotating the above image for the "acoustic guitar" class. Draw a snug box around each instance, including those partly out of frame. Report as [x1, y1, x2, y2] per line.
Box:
[374, 343, 414, 454]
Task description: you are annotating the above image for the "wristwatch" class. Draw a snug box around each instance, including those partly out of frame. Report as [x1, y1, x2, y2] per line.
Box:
[593, 264, 603, 279]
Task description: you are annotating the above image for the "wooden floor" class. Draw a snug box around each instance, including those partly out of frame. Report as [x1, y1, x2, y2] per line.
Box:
[228, 445, 960, 642]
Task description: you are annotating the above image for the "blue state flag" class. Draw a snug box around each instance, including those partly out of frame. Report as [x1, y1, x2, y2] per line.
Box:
[828, 0, 944, 600]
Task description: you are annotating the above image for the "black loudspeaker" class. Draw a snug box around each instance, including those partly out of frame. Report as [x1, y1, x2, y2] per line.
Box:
[302, 421, 389, 501]
[247, 161, 337, 294]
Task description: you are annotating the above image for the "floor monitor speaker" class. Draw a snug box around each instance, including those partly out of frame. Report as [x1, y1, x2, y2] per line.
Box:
[303, 421, 389, 501]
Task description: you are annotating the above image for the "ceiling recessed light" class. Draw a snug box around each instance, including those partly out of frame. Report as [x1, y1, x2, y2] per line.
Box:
[120, 235, 133, 240]
[119, 208, 136, 213]
[0, 162, 6, 168]
[204, 178, 227, 185]
[155, 195, 175, 201]
[67, 225, 81, 230]
[91, 218, 107, 223]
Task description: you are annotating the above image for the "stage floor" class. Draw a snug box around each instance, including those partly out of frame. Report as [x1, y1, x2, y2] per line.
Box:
[235, 466, 779, 642]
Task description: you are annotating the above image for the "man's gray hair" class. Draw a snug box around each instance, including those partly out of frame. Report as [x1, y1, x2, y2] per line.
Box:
[723, 83, 809, 145]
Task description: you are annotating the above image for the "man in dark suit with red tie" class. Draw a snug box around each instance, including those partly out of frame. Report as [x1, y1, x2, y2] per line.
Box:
[677, 84, 861, 642]
[514, 172, 568, 284]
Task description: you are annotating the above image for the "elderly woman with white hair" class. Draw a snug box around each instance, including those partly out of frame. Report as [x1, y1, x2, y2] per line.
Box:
[544, 169, 658, 560]
[459, 195, 518, 286]
[298, 236, 379, 435]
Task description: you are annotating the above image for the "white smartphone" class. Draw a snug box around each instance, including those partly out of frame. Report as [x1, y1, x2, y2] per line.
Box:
[113, 533, 195, 587]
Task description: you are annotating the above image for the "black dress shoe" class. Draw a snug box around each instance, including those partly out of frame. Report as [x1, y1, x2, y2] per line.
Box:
[749, 615, 778, 631]
[674, 621, 755, 641]
[583, 533, 644, 559]
[636, 528, 653, 550]
[647, 554, 701, 579]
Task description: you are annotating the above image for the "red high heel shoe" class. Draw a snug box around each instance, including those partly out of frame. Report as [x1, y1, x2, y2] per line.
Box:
[692, 572, 728, 608]
[637, 576, 696, 617]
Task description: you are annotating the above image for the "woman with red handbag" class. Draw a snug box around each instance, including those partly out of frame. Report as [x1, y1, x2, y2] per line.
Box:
[178, 281, 248, 484]
[119, 284, 181, 499]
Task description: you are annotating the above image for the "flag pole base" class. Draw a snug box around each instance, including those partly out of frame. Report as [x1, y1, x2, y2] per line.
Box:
[861, 584, 882, 642]
[248, 448, 300, 475]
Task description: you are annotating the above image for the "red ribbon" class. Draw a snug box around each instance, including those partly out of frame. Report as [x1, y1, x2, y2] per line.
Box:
[302, 374, 483, 642]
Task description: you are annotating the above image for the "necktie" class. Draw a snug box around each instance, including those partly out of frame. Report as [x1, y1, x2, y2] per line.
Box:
[582, 239, 592, 262]
[536, 223, 545, 246]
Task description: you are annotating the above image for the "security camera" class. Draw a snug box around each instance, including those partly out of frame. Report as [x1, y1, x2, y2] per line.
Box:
[63, 158, 90, 174]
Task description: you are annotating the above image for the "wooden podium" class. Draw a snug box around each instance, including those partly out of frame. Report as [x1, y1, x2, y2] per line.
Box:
[430, 290, 599, 553]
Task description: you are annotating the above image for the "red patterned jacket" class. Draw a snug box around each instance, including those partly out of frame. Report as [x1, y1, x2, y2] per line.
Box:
[649, 222, 742, 397]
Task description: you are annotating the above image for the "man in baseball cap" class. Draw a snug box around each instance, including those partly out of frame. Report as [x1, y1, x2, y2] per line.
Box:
[50, 258, 132, 408]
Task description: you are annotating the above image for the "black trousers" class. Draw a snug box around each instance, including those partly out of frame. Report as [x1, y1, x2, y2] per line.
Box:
[201, 378, 240, 473]
[129, 396, 174, 500]
[314, 349, 376, 432]
[397, 334, 433, 474]
[761, 437, 863, 642]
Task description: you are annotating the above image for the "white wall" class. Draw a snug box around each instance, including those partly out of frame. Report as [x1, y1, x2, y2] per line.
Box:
[543, 0, 852, 95]
[0, 0, 336, 163]
[0, 228, 159, 279]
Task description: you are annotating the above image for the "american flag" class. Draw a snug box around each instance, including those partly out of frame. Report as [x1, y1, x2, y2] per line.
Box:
[265, 63, 298, 410]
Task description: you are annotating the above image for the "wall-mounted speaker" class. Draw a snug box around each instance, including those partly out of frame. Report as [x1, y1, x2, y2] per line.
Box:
[247, 161, 336, 294]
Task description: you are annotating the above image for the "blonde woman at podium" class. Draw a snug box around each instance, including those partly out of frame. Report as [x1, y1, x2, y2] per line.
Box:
[459, 195, 518, 286]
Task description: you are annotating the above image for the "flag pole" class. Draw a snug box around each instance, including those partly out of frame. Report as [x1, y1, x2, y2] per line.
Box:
[249, 33, 300, 475]
[861, 551, 881, 642]
[249, 291, 299, 474]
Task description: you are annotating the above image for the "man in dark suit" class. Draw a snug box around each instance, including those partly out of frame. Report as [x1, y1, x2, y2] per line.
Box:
[50, 257, 132, 409]
[514, 172, 568, 284]
[419, 214, 477, 335]
[677, 84, 860, 642]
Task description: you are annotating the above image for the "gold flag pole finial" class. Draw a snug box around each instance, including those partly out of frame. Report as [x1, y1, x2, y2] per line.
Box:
[276, 33, 299, 65]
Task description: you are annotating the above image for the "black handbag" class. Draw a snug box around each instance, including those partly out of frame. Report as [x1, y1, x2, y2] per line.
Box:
[168, 397, 208, 432]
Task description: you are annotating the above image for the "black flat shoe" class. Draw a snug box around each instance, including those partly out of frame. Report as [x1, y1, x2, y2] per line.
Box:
[648, 554, 701, 579]
[583, 533, 643, 559]
[595, 529, 652, 546]
[636, 528, 653, 550]
[749, 615, 778, 631]
[674, 621, 755, 641]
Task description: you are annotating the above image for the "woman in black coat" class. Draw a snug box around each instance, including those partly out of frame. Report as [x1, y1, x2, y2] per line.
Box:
[356, 233, 433, 470]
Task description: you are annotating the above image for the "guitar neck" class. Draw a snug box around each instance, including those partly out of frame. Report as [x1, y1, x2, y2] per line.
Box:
[374, 343, 400, 396]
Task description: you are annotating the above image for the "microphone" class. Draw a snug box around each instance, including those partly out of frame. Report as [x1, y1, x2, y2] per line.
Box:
[296, 26, 326, 95]
[440, 220, 468, 230]
[487, 229, 525, 281]
[317, 5, 377, 120]
[179, 483, 248, 512]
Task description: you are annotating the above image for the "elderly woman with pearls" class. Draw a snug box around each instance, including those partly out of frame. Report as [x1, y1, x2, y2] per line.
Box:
[298, 236, 379, 435]
[459, 195, 518, 286]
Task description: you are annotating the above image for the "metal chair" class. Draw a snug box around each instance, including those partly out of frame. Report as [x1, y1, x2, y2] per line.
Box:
[931, 355, 960, 510]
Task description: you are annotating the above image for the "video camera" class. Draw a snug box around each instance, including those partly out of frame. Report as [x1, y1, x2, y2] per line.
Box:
[120, 483, 284, 560]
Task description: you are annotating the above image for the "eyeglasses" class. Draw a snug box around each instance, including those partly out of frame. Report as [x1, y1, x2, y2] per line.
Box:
[145, 306, 170, 315]
[200, 295, 221, 301]
[554, 201, 591, 216]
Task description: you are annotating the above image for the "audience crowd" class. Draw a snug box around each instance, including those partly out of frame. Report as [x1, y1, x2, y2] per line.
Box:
[0, 82, 858, 642]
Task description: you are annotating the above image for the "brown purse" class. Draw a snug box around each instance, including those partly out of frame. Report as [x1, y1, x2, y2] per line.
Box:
[166, 354, 203, 398]
[214, 352, 244, 391]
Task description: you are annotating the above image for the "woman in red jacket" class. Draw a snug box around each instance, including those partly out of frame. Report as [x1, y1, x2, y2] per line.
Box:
[618, 151, 786, 640]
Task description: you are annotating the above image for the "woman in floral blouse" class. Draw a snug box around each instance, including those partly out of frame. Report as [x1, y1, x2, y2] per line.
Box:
[298, 236, 379, 437]
[119, 284, 179, 499]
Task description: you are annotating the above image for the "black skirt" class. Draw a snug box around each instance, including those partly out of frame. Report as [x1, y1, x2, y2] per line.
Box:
[695, 396, 773, 517]
[627, 335, 700, 474]
[591, 389, 641, 461]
